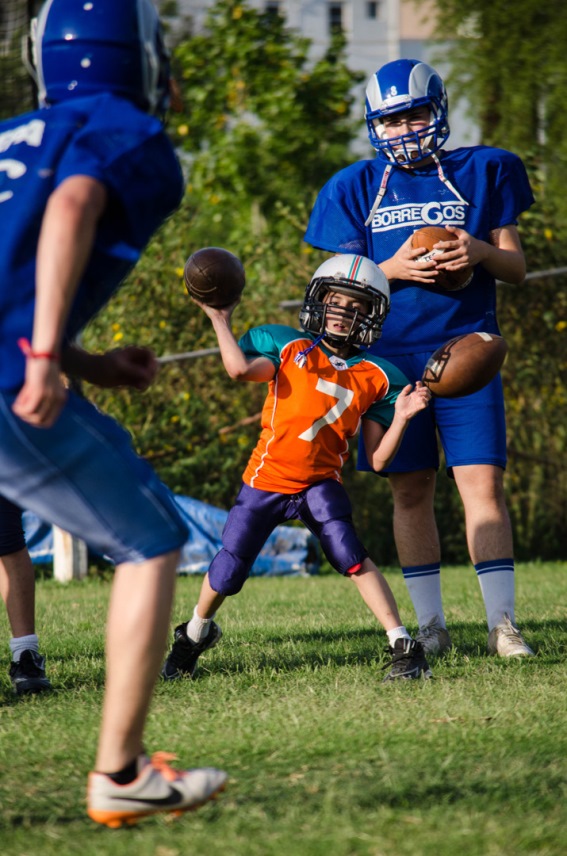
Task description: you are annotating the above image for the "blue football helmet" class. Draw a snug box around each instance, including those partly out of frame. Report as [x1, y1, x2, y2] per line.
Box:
[31, 0, 170, 114]
[299, 255, 390, 349]
[365, 59, 450, 164]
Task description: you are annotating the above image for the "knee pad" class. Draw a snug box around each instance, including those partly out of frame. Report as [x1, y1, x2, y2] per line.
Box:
[318, 518, 368, 576]
[208, 497, 279, 594]
[208, 548, 252, 596]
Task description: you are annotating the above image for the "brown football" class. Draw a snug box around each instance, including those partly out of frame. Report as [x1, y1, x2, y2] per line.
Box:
[422, 332, 508, 398]
[184, 247, 245, 308]
[411, 226, 473, 291]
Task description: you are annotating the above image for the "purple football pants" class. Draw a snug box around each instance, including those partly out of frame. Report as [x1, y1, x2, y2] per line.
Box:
[208, 479, 369, 595]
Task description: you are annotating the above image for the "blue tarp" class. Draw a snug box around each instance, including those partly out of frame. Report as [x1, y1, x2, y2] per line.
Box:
[24, 494, 320, 577]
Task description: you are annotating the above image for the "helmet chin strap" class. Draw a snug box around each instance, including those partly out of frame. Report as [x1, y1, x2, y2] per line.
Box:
[322, 330, 352, 348]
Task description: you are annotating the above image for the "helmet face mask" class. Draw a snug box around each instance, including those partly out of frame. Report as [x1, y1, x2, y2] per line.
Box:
[365, 59, 450, 164]
[31, 0, 170, 115]
[299, 256, 390, 349]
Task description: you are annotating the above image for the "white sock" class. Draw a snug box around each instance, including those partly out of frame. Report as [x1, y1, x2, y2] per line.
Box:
[475, 559, 515, 631]
[9, 634, 39, 662]
[401, 563, 446, 629]
[186, 605, 213, 643]
[386, 626, 411, 647]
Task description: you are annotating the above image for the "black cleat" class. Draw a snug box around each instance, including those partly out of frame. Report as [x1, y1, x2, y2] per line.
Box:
[383, 638, 432, 682]
[9, 649, 53, 695]
[161, 621, 222, 681]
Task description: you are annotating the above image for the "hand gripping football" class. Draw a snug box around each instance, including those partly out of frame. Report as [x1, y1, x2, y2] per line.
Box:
[184, 247, 246, 308]
[412, 226, 473, 291]
[422, 332, 508, 398]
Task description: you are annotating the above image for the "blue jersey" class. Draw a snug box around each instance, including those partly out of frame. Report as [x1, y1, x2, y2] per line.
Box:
[305, 146, 535, 356]
[0, 93, 184, 391]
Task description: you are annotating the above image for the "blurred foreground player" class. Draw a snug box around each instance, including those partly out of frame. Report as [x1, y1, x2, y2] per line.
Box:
[1, 344, 163, 696]
[0, 0, 226, 827]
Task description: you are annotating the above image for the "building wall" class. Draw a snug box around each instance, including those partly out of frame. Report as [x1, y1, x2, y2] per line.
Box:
[167, 0, 479, 151]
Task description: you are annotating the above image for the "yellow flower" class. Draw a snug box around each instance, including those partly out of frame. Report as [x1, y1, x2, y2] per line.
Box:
[113, 331, 124, 342]
[159, 320, 167, 329]
[175, 267, 185, 278]
[170, 415, 180, 423]
[555, 320, 567, 332]
[544, 228, 553, 241]
[112, 322, 121, 332]
[177, 124, 189, 136]
[232, 5, 243, 19]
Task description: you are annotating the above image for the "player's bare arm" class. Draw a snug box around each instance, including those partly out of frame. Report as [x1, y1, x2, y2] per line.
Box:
[436, 224, 526, 284]
[195, 299, 276, 383]
[13, 176, 107, 427]
[62, 345, 158, 391]
[362, 382, 431, 472]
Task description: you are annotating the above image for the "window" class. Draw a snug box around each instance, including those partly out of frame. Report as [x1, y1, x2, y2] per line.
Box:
[366, 1, 379, 19]
[328, 3, 343, 34]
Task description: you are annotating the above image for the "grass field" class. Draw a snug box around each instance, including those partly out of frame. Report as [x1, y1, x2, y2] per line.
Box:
[0, 562, 566, 856]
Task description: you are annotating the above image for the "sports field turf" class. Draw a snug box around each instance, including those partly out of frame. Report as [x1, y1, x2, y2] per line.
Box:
[0, 561, 565, 855]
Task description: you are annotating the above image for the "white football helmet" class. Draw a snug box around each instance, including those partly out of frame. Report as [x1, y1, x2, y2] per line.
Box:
[299, 255, 390, 348]
[365, 59, 450, 164]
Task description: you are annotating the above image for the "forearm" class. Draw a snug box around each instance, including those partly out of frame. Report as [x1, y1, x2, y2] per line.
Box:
[61, 344, 98, 381]
[367, 414, 410, 471]
[205, 313, 275, 383]
[32, 177, 107, 354]
[209, 315, 252, 379]
[479, 241, 526, 284]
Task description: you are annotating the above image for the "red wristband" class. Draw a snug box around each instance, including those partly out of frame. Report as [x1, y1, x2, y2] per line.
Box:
[18, 338, 60, 362]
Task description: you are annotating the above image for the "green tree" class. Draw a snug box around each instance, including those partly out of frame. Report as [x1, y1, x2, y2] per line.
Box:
[431, 0, 567, 235]
[169, 0, 361, 249]
[82, 0, 358, 516]
[0, 1, 37, 120]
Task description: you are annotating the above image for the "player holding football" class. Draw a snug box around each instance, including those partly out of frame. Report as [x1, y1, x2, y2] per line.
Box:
[304, 59, 535, 658]
[0, 0, 226, 827]
[162, 255, 433, 683]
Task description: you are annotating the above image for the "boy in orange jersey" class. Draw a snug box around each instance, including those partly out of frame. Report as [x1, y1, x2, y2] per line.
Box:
[162, 255, 432, 681]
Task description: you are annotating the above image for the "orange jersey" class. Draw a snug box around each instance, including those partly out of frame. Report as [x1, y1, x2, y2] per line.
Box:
[240, 325, 408, 493]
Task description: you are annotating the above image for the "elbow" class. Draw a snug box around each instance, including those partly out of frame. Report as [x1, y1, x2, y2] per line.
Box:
[53, 178, 107, 225]
[371, 458, 389, 473]
[509, 258, 527, 285]
[497, 254, 527, 285]
[368, 449, 390, 472]
[226, 367, 248, 382]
